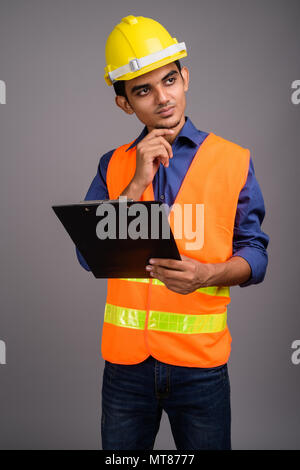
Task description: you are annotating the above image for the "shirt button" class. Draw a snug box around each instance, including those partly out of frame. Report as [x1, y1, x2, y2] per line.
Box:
[160, 195, 165, 200]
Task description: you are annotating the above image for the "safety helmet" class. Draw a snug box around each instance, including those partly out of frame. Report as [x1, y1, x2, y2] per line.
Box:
[104, 15, 187, 86]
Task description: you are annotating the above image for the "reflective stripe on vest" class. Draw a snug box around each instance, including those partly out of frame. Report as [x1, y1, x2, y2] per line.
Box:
[104, 303, 227, 334]
[119, 277, 230, 297]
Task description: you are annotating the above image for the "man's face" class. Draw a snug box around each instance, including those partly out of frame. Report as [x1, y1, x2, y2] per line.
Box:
[116, 62, 189, 132]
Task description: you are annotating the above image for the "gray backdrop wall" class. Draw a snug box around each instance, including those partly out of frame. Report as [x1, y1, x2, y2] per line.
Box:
[0, 0, 299, 449]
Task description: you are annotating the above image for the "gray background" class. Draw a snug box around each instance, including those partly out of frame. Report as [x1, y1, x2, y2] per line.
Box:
[0, 0, 299, 449]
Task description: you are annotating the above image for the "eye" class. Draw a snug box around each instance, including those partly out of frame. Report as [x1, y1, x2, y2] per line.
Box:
[137, 87, 149, 96]
[165, 77, 176, 85]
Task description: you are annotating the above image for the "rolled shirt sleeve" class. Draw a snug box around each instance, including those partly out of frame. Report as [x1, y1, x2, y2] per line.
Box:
[75, 149, 114, 271]
[232, 156, 269, 287]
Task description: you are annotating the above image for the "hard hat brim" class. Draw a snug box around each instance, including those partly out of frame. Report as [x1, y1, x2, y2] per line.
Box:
[104, 49, 187, 86]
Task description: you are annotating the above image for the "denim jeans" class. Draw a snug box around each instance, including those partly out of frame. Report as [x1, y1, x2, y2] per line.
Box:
[101, 355, 231, 450]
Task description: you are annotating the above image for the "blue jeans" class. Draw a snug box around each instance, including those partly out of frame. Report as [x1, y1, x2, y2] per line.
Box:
[101, 355, 231, 450]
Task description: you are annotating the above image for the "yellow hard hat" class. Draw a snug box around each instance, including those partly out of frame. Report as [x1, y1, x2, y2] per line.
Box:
[104, 15, 187, 86]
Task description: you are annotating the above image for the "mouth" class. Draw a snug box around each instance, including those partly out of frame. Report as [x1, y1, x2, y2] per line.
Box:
[157, 106, 175, 117]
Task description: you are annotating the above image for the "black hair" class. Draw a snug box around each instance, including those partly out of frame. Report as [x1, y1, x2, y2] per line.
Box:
[113, 59, 182, 100]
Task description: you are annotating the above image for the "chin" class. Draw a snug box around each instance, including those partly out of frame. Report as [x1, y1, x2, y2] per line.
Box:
[155, 114, 181, 129]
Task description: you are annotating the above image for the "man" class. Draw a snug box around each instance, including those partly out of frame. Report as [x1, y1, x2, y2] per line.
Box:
[76, 15, 269, 450]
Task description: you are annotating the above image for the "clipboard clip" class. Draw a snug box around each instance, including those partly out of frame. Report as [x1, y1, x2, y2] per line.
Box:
[78, 198, 134, 205]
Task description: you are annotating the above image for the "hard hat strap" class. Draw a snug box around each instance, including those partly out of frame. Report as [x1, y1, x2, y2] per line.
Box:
[108, 42, 186, 83]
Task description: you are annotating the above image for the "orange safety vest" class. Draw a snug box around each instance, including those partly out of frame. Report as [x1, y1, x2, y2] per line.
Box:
[102, 132, 250, 367]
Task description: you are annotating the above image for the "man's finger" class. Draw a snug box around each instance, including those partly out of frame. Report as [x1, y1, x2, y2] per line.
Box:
[149, 258, 185, 271]
[151, 265, 186, 281]
[146, 128, 175, 140]
[148, 144, 169, 165]
[156, 136, 173, 159]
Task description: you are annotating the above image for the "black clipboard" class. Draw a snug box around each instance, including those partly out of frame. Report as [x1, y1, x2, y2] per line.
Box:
[52, 199, 181, 278]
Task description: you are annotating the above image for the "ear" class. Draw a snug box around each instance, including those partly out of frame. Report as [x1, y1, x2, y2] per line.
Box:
[115, 95, 135, 115]
[180, 66, 189, 93]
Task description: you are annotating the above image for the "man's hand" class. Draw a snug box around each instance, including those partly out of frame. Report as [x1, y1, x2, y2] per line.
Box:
[134, 128, 174, 187]
[120, 128, 174, 201]
[145, 254, 253, 293]
[145, 254, 211, 295]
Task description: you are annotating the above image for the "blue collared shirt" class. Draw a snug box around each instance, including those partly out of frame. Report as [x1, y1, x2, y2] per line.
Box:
[76, 117, 269, 287]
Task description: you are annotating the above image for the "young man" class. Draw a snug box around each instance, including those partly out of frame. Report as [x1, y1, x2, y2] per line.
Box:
[76, 15, 269, 450]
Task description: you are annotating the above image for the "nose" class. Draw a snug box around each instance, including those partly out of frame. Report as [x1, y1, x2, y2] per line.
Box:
[154, 85, 169, 106]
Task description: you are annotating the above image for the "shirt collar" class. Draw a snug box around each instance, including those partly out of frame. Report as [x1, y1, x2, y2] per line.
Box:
[125, 116, 205, 152]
